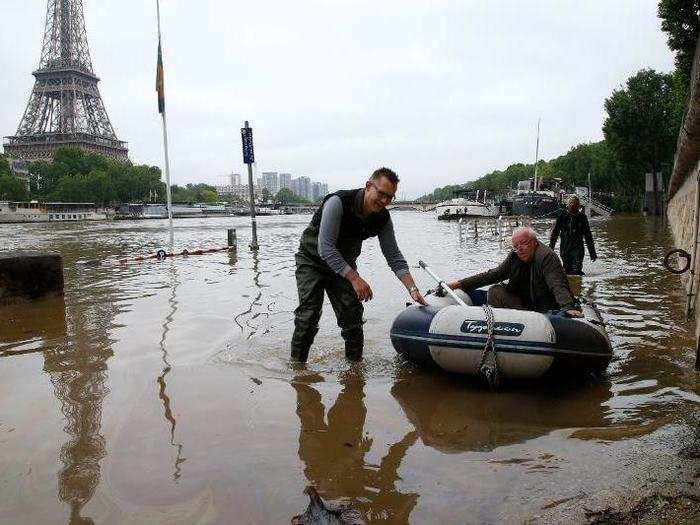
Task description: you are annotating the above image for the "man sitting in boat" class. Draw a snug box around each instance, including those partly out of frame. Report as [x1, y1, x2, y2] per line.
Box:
[446, 227, 583, 317]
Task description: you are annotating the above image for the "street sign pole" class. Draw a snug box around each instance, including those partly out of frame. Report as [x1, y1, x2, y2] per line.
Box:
[241, 121, 259, 250]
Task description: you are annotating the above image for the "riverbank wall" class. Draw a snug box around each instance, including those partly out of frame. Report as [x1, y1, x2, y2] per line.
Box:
[667, 36, 700, 340]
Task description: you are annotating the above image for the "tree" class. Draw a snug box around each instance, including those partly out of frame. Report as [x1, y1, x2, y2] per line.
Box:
[658, 0, 700, 86]
[603, 69, 678, 183]
[275, 188, 310, 204]
[51, 175, 87, 202]
[261, 188, 271, 202]
[0, 154, 10, 176]
[170, 183, 218, 203]
[0, 174, 28, 201]
[24, 147, 165, 204]
[200, 189, 218, 203]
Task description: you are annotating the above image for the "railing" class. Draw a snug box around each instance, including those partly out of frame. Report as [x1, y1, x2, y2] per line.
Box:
[578, 195, 613, 217]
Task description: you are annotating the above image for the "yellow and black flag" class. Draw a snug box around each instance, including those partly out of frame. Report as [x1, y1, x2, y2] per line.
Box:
[156, 39, 165, 114]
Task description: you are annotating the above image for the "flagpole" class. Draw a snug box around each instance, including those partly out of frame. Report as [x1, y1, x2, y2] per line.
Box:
[533, 117, 541, 192]
[156, 0, 174, 244]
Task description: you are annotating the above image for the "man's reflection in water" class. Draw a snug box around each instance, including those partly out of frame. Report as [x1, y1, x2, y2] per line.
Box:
[293, 371, 418, 523]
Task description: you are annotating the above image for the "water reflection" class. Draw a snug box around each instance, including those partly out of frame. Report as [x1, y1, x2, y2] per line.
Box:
[156, 260, 186, 482]
[293, 371, 418, 523]
[0, 294, 67, 355]
[391, 369, 612, 452]
[42, 296, 114, 524]
[234, 251, 265, 339]
[1, 214, 698, 524]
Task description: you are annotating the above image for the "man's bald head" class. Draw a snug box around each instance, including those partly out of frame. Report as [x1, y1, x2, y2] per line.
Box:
[512, 227, 538, 263]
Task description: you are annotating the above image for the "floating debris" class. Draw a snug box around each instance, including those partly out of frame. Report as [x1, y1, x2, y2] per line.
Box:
[291, 486, 365, 525]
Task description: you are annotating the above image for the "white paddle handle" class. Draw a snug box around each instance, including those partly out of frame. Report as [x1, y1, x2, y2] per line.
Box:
[418, 260, 469, 307]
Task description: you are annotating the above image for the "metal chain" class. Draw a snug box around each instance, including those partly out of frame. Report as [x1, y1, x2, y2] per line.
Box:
[478, 304, 500, 390]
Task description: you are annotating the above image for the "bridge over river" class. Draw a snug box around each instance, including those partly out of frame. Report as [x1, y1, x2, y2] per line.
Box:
[387, 201, 437, 211]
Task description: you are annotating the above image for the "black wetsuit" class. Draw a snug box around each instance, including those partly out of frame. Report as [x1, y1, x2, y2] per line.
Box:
[549, 211, 597, 275]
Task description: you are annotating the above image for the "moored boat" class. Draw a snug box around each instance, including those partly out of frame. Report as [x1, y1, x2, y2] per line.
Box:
[0, 201, 108, 223]
[390, 288, 612, 379]
[510, 179, 562, 218]
[435, 190, 499, 220]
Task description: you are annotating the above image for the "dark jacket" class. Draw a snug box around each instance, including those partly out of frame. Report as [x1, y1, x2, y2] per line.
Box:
[299, 188, 390, 270]
[458, 242, 576, 312]
[549, 211, 596, 259]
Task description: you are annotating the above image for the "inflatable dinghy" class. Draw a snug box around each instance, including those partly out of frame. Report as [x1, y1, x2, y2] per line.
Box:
[390, 288, 612, 379]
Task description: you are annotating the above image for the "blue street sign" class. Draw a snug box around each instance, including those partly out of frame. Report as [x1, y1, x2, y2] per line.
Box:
[241, 127, 255, 164]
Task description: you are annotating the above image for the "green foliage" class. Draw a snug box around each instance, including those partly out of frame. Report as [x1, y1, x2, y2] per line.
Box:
[0, 154, 11, 176]
[200, 189, 218, 203]
[658, 0, 700, 87]
[26, 147, 165, 205]
[418, 184, 468, 203]
[420, 141, 627, 200]
[170, 183, 219, 203]
[275, 188, 310, 204]
[603, 69, 678, 179]
[0, 173, 28, 201]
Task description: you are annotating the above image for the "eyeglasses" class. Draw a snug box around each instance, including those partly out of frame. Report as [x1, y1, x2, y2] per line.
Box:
[512, 239, 534, 250]
[369, 182, 396, 203]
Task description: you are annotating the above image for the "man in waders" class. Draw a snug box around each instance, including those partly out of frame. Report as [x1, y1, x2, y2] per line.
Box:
[291, 167, 427, 363]
[549, 196, 597, 275]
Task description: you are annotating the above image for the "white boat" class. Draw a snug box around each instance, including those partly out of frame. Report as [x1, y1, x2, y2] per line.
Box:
[170, 205, 203, 218]
[256, 206, 283, 216]
[390, 288, 612, 380]
[0, 201, 108, 223]
[435, 190, 498, 220]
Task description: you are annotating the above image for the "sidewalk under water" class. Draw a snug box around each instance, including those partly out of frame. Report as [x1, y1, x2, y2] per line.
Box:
[0, 214, 698, 524]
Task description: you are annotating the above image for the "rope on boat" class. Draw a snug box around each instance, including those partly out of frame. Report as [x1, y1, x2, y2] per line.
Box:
[478, 304, 500, 390]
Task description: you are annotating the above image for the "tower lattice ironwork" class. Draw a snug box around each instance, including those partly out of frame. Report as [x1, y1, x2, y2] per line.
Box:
[4, 0, 128, 162]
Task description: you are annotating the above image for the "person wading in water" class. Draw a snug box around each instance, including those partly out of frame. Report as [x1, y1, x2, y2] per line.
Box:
[291, 167, 427, 363]
[549, 195, 597, 275]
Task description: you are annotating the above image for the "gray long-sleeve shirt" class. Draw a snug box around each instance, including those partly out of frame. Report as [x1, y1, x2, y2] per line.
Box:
[317, 195, 410, 278]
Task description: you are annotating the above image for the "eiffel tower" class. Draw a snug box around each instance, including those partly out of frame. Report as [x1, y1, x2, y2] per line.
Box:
[4, 0, 128, 162]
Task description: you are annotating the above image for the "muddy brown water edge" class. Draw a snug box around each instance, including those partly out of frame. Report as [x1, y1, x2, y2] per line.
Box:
[1, 213, 699, 524]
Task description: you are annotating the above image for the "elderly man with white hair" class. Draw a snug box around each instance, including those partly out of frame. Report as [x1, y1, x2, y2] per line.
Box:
[447, 227, 583, 317]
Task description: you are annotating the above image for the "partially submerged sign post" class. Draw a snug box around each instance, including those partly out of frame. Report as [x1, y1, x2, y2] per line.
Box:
[241, 121, 259, 250]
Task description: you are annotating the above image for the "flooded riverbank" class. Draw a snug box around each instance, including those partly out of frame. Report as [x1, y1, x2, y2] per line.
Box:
[1, 213, 699, 524]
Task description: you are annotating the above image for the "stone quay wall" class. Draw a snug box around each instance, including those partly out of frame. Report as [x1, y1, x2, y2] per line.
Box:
[668, 159, 700, 314]
[667, 35, 700, 341]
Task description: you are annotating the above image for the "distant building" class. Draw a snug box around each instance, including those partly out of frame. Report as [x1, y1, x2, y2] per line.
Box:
[229, 173, 242, 186]
[215, 183, 263, 202]
[297, 176, 311, 200]
[312, 182, 328, 202]
[319, 182, 329, 198]
[261, 172, 279, 195]
[279, 173, 292, 190]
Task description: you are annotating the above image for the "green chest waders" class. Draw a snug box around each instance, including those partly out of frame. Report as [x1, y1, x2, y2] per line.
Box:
[290, 226, 365, 362]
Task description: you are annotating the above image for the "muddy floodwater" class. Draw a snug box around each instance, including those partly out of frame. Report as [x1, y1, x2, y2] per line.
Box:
[1, 213, 699, 524]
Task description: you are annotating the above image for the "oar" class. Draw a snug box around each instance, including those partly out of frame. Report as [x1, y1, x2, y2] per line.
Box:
[418, 260, 469, 307]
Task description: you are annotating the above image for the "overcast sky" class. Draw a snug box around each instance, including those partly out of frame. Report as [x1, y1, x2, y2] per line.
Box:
[1, 0, 674, 198]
